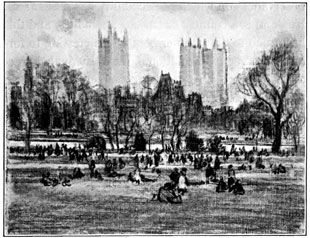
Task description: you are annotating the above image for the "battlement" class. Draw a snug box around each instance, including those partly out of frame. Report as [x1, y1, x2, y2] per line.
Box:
[180, 38, 226, 51]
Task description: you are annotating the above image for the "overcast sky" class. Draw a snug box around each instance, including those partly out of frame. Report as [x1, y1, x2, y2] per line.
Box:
[5, 3, 306, 107]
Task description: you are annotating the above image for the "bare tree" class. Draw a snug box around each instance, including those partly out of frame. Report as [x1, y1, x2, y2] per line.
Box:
[285, 89, 305, 153]
[139, 115, 158, 152]
[237, 42, 301, 153]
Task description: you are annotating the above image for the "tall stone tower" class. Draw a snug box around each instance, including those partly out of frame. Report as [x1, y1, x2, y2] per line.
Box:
[98, 22, 130, 88]
[180, 38, 228, 108]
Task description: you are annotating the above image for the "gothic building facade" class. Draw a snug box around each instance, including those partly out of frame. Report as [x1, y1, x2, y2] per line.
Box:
[180, 38, 228, 108]
[98, 22, 130, 89]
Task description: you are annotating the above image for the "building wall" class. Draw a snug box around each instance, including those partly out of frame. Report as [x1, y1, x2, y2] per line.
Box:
[98, 23, 129, 89]
[180, 38, 228, 108]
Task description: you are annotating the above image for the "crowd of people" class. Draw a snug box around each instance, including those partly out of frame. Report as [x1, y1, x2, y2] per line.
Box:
[21, 141, 289, 204]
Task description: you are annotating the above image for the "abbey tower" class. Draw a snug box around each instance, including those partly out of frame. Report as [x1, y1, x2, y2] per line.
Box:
[180, 38, 228, 108]
[98, 22, 130, 88]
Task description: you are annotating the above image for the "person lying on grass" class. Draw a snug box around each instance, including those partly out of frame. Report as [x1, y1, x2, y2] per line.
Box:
[271, 163, 286, 174]
[102, 159, 126, 178]
[128, 168, 157, 184]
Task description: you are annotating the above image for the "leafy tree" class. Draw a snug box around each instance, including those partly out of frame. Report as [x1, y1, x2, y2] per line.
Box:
[23, 57, 34, 153]
[237, 41, 301, 153]
[186, 130, 203, 151]
[9, 82, 23, 129]
[208, 135, 222, 153]
[134, 132, 147, 151]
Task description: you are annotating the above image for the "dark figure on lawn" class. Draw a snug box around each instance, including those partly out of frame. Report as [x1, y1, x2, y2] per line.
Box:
[133, 154, 139, 168]
[177, 168, 189, 195]
[58, 173, 71, 187]
[205, 163, 216, 184]
[38, 152, 45, 161]
[89, 159, 96, 178]
[40, 171, 52, 186]
[128, 168, 157, 184]
[216, 176, 227, 193]
[255, 156, 265, 169]
[94, 169, 103, 180]
[214, 156, 221, 170]
[229, 179, 245, 195]
[227, 165, 236, 189]
[271, 164, 286, 174]
[72, 167, 85, 179]
[151, 180, 182, 204]
[169, 168, 180, 188]
[119, 158, 126, 169]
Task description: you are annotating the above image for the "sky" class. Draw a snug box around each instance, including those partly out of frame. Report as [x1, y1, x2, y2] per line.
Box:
[5, 3, 306, 107]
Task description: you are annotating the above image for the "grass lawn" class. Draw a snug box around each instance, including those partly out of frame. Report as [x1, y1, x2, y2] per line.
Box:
[5, 155, 305, 235]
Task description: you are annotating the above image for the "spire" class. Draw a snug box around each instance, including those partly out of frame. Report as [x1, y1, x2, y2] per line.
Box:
[223, 41, 226, 50]
[98, 29, 102, 47]
[108, 21, 112, 39]
[180, 38, 184, 47]
[203, 39, 207, 48]
[113, 30, 118, 39]
[188, 38, 192, 47]
[123, 28, 128, 43]
[197, 38, 201, 48]
[213, 38, 218, 49]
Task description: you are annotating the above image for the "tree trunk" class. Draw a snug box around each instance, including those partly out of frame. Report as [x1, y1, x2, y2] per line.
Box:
[107, 133, 114, 151]
[115, 125, 120, 151]
[161, 130, 165, 150]
[272, 117, 282, 153]
[148, 131, 154, 152]
[25, 113, 31, 154]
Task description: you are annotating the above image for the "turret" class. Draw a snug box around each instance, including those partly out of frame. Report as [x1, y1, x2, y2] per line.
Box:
[223, 41, 226, 51]
[188, 38, 192, 47]
[203, 39, 207, 48]
[197, 38, 201, 48]
[108, 21, 112, 39]
[213, 38, 218, 50]
[180, 38, 184, 47]
[113, 30, 118, 40]
[123, 29, 128, 43]
[24, 56, 33, 93]
[98, 29, 102, 47]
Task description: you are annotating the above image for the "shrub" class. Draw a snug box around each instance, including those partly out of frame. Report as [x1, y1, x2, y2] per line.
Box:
[186, 130, 203, 151]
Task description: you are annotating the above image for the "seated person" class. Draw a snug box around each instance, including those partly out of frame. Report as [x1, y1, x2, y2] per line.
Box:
[216, 176, 227, 193]
[255, 156, 265, 169]
[278, 164, 286, 173]
[227, 165, 236, 189]
[72, 167, 85, 179]
[151, 182, 182, 204]
[94, 169, 103, 180]
[205, 163, 216, 184]
[40, 171, 52, 186]
[58, 172, 71, 187]
[118, 158, 126, 170]
[229, 179, 245, 195]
